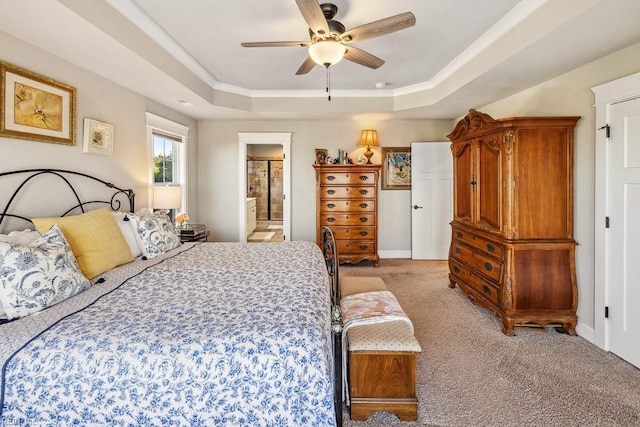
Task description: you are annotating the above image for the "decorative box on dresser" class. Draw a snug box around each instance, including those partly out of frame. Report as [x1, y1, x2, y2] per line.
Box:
[314, 164, 381, 266]
[447, 109, 581, 336]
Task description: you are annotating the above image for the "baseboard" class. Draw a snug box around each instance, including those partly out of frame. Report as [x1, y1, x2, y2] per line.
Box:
[379, 250, 412, 259]
[576, 322, 595, 343]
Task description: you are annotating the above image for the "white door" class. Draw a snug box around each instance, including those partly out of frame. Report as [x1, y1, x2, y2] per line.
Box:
[411, 142, 453, 259]
[608, 97, 640, 368]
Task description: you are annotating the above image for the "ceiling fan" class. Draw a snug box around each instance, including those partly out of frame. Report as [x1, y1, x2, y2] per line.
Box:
[241, 1, 416, 76]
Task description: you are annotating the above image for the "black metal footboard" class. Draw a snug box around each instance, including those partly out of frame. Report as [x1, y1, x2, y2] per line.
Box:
[322, 225, 343, 427]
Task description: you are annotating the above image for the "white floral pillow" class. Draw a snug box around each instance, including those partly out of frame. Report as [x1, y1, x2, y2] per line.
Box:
[0, 225, 91, 320]
[127, 211, 181, 259]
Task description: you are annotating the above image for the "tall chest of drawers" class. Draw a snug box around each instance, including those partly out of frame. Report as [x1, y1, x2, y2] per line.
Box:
[314, 164, 381, 266]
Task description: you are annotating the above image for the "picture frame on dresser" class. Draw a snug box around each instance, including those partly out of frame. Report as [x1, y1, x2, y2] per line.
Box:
[381, 147, 411, 190]
[0, 61, 76, 146]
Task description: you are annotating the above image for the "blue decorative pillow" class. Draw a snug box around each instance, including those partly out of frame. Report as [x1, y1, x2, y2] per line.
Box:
[127, 211, 181, 259]
[0, 225, 91, 320]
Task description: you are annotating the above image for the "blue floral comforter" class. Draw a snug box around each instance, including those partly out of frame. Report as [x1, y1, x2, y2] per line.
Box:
[0, 241, 335, 426]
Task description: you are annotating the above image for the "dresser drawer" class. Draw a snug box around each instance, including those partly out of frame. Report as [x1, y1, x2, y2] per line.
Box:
[337, 240, 376, 255]
[321, 186, 376, 199]
[453, 228, 503, 259]
[321, 213, 375, 226]
[331, 227, 376, 241]
[450, 241, 502, 282]
[320, 172, 376, 185]
[320, 200, 375, 212]
[449, 259, 500, 306]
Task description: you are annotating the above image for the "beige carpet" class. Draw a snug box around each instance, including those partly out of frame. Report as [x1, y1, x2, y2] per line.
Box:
[339, 259, 640, 427]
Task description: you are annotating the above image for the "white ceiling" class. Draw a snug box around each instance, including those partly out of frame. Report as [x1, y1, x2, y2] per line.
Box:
[2, 0, 640, 120]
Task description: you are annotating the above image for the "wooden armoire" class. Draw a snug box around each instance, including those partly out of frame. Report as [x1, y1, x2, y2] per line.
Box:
[447, 109, 580, 336]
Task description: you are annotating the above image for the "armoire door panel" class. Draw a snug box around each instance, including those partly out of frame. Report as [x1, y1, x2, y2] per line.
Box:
[452, 141, 473, 223]
[477, 135, 503, 234]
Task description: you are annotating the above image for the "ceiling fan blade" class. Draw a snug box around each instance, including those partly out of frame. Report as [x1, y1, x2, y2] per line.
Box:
[241, 41, 310, 48]
[295, 0, 330, 36]
[342, 12, 416, 43]
[296, 56, 317, 75]
[344, 46, 385, 69]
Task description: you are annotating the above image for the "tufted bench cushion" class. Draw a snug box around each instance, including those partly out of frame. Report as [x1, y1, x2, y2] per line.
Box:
[346, 320, 422, 353]
[340, 276, 387, 298]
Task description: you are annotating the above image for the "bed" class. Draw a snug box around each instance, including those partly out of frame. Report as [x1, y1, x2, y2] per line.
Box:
[0, 169, 342, 426]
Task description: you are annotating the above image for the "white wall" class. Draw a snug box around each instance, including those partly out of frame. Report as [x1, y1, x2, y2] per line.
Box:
[478, 41, 640, 336]
[0, 32, 198, 229]
[197, 120, 452, 246]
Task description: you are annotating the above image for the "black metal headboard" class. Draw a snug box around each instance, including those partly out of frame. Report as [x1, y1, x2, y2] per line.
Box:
[0, 169, 135, 230]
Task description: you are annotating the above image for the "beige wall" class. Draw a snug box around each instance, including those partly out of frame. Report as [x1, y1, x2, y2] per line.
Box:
[478, 41, 640, 335]
[197, 120, 452, 246]
[0, 32, 198, 228]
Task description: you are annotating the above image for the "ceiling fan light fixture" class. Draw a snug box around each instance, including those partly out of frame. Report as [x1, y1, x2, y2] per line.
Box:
[308, 40, 345, 67]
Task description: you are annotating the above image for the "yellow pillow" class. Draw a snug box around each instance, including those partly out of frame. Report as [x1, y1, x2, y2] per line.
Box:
[33, 208, 134, 279]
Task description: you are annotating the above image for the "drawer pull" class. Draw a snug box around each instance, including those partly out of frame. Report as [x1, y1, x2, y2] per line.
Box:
[326, 203, 336, 209]
[359, 203, 368, 209]
[486, 243, 495, 253]
[360, 245, 368, 250]
[482, 285, 491, 295]
[326, 189, 335, 195]
[359, 176, 368, 182]
[455, 247, 462, 254]
[327, 175, 336, 181]
[360, 217, 368, 223]
[456, 231, 463, 238]
[360, 231, 368, 236]
[453, 266, 460, 273]
[327, 217, 335, 223]
[484, 262, 494, 272]
[359, 189, 368, 195]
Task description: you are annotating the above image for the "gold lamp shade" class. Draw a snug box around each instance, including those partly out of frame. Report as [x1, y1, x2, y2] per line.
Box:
[358, 130, 379, 164]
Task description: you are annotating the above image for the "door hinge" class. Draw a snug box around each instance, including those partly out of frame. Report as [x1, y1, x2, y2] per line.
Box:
[605, 306, 609, 318]
[605, 216, 610, 228]
[598, 124, 610, 138]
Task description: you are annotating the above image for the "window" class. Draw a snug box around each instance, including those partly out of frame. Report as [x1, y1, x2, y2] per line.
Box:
[145, 113, 190, 214]
[153, 132, 180, 184]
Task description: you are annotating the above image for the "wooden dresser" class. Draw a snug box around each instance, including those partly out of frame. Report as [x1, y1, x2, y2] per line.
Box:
[314, 164, 381, 266]
[447, 110, 581, 336]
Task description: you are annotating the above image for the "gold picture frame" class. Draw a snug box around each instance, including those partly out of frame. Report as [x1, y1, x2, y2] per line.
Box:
[381, 146, 411, 190]
[83, 118, 114, 156]
[0, 61, 76, 145]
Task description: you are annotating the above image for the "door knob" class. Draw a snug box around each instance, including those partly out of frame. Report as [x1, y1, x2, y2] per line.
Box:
[413, 205, 423, 209]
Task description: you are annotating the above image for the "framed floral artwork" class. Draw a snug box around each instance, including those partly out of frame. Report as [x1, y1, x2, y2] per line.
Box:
[83, 118, 114, 156]
[0, 61, 76, 145]
[382, 146, 411, 190]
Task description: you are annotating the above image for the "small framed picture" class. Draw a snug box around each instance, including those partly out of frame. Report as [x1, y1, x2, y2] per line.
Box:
[315, 148, 328, 165]
[382, 147, 411, 190]
[83, 118, 114, 156]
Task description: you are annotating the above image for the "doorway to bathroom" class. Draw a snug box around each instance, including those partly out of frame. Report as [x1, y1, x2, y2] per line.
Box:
[238, 132, 291, 243]
[247, 146, 283, 243]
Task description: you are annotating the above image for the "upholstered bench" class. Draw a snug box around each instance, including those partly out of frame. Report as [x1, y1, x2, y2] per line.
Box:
[340, 279, 422, 422]
[340, 276, 388, 298]
[346, 320, 421, 421]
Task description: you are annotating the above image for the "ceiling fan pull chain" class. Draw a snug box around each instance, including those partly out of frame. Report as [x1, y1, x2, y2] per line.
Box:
[326, 65, 331, 101]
